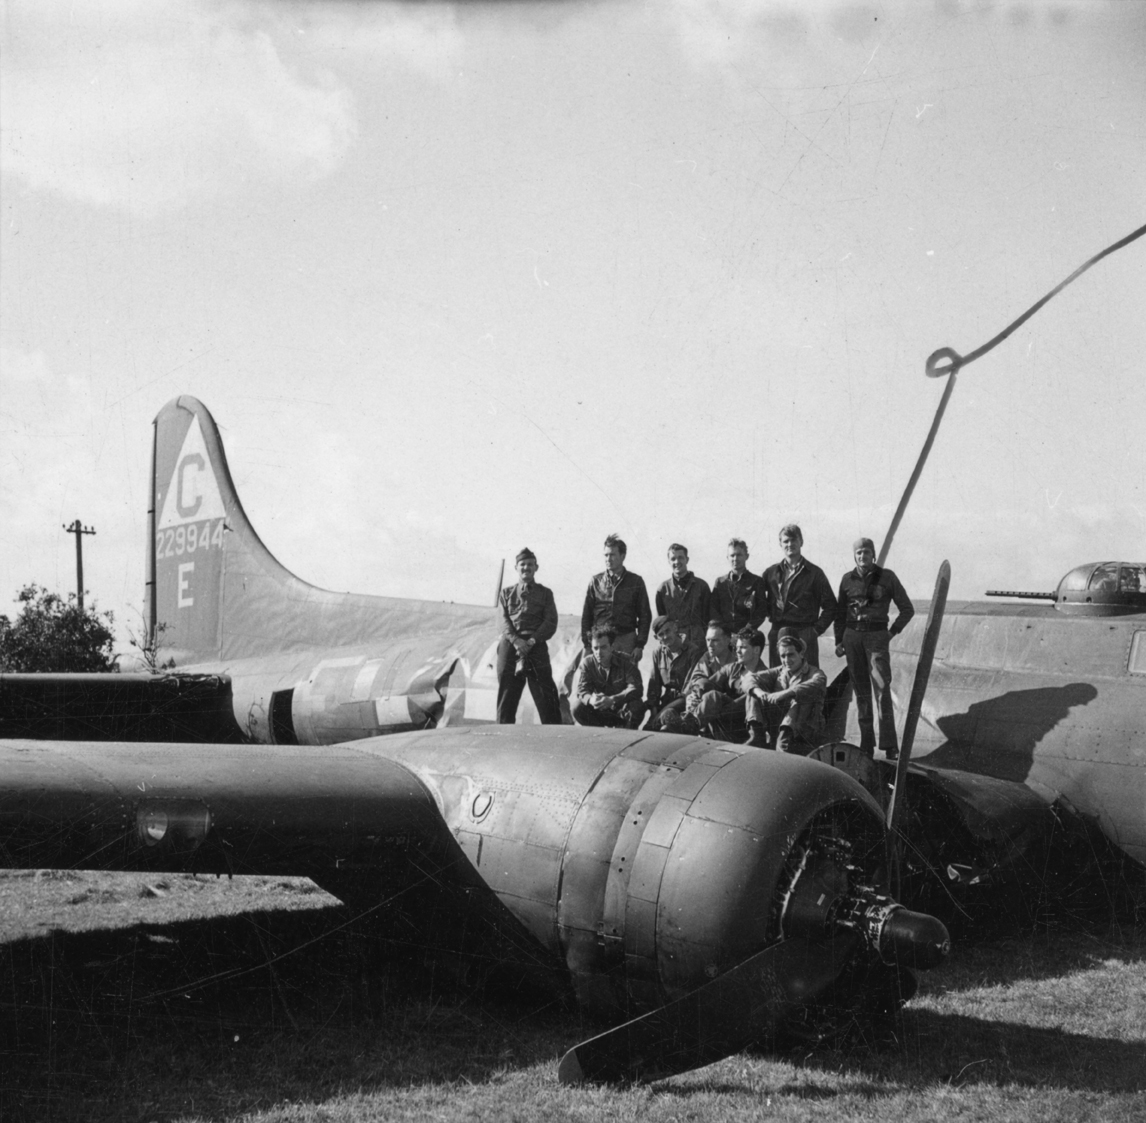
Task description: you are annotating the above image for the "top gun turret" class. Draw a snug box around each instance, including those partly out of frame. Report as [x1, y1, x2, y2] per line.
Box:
[987, 560, 1146, 616]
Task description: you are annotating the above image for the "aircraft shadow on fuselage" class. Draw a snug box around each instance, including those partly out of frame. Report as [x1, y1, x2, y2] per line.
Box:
[917, 683, 1099, 782]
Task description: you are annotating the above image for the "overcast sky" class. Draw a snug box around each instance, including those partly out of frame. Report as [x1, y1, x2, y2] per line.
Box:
[2, 0, 1143, 646]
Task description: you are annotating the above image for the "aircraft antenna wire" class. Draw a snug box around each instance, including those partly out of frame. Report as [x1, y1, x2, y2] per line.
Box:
[878, 220, 1146, 568]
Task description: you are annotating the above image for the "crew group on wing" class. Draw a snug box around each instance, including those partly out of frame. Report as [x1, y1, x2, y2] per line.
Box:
[497, 526, 914, 758]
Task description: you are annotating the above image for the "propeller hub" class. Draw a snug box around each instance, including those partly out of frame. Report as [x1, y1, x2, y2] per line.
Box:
[875, 906, 951, 970]
[779, 844, 950, 971]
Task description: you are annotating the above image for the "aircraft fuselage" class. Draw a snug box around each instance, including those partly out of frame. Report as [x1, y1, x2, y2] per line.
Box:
[885, 601, 1146, 866]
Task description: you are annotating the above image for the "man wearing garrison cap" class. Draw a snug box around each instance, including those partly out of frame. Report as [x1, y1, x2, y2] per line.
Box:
[644, 614, 703, 731]
[833, 537, 915, 759]
[497, 548, 562, 725]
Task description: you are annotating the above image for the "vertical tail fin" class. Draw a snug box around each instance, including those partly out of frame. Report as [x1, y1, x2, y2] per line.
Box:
[146, 397, 250, 665]
[145, 396, 503, 670]
[148, 396, 343, 666]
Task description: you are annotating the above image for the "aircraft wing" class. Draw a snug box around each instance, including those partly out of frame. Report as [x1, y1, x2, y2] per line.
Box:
[0, 736, 451, 878]
[2, 724, 958, 1084]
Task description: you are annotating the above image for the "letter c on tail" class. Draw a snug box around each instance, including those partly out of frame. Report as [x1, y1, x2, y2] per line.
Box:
[177, 454, 206, 518]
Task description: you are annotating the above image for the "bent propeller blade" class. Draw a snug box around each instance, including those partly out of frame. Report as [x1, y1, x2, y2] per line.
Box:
[558, 934, 854, 1085]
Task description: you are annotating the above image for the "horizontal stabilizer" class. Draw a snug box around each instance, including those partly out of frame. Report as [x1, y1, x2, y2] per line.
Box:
[0, 672, 239, 742]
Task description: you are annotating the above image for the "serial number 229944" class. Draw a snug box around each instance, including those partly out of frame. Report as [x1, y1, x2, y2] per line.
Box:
[156, 519, 224, 560]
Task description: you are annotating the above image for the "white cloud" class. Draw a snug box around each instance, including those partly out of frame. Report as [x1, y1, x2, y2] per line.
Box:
[0, 353, 143, 642]
[662, 0, 1132, 69]
[285, 1, 466, 80]
[0, 0, 358, 215]
[0, 346, 51, 383]
[666, 0, 814, 68]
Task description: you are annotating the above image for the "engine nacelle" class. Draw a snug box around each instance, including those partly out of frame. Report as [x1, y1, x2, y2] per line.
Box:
[365, 726, 946, 1022]
[553, 734, 892, 1016]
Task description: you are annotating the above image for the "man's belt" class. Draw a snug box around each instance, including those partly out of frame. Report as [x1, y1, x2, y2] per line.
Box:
[847, 621, 888, 632]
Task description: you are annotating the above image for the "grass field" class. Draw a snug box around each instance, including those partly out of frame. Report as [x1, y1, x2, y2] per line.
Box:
[2, 870, 1143, 1123]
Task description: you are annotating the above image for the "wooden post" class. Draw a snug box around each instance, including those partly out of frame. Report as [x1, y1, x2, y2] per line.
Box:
[62, 520, 97, 610]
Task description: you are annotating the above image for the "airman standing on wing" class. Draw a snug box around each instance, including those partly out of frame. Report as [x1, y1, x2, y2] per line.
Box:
[833, 537, 915, 759]
[580, 534, 652, 661]
[711, 538, 769, 635]
[496, 548, 563, 725]
[762, 524, 837, 668]
[655, 544, 711, 649]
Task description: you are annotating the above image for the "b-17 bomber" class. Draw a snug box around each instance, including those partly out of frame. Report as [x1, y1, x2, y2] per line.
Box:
[1, 396, 1143, 1081]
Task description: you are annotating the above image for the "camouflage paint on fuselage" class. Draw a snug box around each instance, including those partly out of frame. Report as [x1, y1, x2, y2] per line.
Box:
[146, 396, 1144, 870]
[146, 396, 584, 742]
[875, 599, 1146, 866]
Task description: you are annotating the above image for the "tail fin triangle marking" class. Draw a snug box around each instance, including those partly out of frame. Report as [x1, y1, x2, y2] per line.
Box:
[158, 416, 227, 529]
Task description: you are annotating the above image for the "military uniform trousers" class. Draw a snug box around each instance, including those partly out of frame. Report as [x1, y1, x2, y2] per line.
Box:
[496, 638, 562, 725]
[647, 694, 687, 732]
[748, 694, 821, 755]
[694, 690, 750, 742]
[843, 626, 897, 753]
[571, 697, 647, 729]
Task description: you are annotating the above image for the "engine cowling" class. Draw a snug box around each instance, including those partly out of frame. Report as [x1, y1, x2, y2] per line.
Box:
[369, 726, 946, 1022]
[552, 735, 908, 1016]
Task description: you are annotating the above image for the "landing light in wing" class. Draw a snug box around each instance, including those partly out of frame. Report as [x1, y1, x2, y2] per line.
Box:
[137, 801, 211, 851]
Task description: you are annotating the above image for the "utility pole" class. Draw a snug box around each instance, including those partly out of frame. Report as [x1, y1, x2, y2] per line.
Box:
[62, 520, 96, 611]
